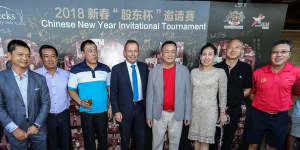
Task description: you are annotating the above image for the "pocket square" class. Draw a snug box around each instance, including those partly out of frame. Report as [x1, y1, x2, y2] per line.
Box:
[34, 88, 40, 91]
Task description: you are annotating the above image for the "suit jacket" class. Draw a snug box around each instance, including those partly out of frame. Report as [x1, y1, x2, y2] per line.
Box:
[146, 64, 192, 121]
[0, 69, 50, 132]
[110, 61, 149, 117]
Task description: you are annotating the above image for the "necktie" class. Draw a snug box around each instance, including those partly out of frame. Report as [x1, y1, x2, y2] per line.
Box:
[131, 64, 139, 102]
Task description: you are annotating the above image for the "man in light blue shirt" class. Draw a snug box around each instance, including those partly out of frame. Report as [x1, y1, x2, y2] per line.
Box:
[35, 45, 72, 150]
[68, 40, 112, 150]
[0, 40, 50, 150]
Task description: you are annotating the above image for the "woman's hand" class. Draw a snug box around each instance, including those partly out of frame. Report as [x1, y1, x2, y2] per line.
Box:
[218, 112, 227, 127]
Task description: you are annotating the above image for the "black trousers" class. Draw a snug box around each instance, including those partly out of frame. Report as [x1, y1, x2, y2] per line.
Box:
[80, 112, 108, 150]
[47, 109, 72, 150]
[179, 125, 193, 150]
[119, 102, 150, 150]
[211, 106, 242, 150]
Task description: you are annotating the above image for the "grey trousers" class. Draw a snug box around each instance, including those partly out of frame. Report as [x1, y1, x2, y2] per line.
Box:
[152, 111, 183, 150]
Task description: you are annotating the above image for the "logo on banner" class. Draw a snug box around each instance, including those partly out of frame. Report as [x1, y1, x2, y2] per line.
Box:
[224, 11, 245, 29]
[251, 14, 269, 29]
[0, 6, 25, 25]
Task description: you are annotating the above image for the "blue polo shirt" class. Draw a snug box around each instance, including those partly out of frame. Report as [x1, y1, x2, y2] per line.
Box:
[68, 60, 111, 113]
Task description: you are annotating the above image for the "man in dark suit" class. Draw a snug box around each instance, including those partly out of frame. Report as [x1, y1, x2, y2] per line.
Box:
[110, 39, 149, 150]
[0, 40, 50, 150]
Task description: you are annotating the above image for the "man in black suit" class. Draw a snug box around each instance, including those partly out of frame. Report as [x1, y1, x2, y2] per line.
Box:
[110, 39, 149, 150]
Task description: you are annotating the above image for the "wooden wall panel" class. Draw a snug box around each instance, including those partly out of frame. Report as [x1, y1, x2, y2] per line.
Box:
[282, 30, 300, 66]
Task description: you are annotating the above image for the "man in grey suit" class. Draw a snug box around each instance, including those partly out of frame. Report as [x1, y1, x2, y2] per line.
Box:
[0, 40, 50, 150]
[146, 41, 192, 150]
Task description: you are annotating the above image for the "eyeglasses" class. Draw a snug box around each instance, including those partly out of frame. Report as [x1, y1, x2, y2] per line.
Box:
[271, 50, 290, 55]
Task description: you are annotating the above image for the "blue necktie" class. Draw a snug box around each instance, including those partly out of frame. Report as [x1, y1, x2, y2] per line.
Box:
[131, 64, 139, 102]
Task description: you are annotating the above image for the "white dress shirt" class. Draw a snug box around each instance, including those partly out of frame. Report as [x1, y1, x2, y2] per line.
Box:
[126, 61, 143, 101]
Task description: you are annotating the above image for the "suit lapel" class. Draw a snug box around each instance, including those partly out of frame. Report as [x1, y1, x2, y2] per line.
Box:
[27, 71, 34, 107]
[175, 64, 180, 101]
[122, 62, 133, 94]
[158, 65, 164, 99]
[137, 62, 145, 90]
[7, 69, 25, 105]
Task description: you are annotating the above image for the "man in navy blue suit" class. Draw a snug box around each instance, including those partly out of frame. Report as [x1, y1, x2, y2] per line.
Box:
[110, 40, 149, 150]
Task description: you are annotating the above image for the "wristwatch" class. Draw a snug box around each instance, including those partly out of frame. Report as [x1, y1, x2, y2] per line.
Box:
[33, 123, 41, 129]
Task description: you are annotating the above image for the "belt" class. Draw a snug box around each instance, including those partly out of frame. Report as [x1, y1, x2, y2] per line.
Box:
[163, 109, 174, 112]
[49, 109, 69, 116]
[132, 100, 144, 105]
[254, 107, 287, 116]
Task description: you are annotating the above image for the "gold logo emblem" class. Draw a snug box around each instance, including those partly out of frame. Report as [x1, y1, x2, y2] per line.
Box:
[261, 77, 267, 83]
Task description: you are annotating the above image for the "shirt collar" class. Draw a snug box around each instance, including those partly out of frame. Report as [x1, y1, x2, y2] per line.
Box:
[42, 66, 59, 75]
[83, 59, 101, 70]
[221, 59, 241, 68]
[12, 68, 28, 79]
[126, 61, 137, 68]
[264, 63, 292, 73]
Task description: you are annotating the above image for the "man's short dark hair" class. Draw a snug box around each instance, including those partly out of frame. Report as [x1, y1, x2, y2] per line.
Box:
[200, 43, 217, 55]
[272, 40, 293, 51]
[124, 40, 139, 50]
[7, 39, 30, 53]
[228, 39, 243, 44]
[39, 45, 58, 57]
[80, 39, 96, 51]
[161, 40, 177, 51]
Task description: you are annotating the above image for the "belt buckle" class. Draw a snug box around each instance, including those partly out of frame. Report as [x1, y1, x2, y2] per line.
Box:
[267, 112, 279, 117]
[267, 112, 279, 115]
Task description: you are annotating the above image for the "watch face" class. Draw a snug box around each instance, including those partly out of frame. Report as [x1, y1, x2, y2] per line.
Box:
[34, 124, 40, 129]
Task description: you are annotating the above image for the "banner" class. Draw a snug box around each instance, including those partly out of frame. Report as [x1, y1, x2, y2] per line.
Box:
[0, 0, 209, 71]
[0, 0, 211, 149]
[208, 2, 287, 69]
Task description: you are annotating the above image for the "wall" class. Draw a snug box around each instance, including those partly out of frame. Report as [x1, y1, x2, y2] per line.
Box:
[282, 30, 300, 66]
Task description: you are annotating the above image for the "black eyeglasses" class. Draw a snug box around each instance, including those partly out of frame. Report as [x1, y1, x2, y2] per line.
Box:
[271, 50, 290, 55]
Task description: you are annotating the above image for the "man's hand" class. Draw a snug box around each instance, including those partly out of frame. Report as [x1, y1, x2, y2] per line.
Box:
[114, 112, 122, 122]
[80, 100, 90, 108]
[184, 120, 190, 126]
[108, 107, 113, 120]
[27, 125, 39, 136]
[147, 119, 153, 128]
[12, 128, 27, 140]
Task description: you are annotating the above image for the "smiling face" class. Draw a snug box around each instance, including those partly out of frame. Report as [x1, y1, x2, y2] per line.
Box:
[7, 46, 30, 71]
[200, 47, 215, 67]
[161, 43, 177, 65]
[226, 40, 243, 60]
[270, 44, 291, 67]
[41, 48, 58, 70]
[124, 42, 139, 64]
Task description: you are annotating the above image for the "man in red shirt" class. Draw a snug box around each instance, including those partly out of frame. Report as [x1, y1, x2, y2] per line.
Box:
[146, 41, 192, 150]
[247, 40, 300, 150]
